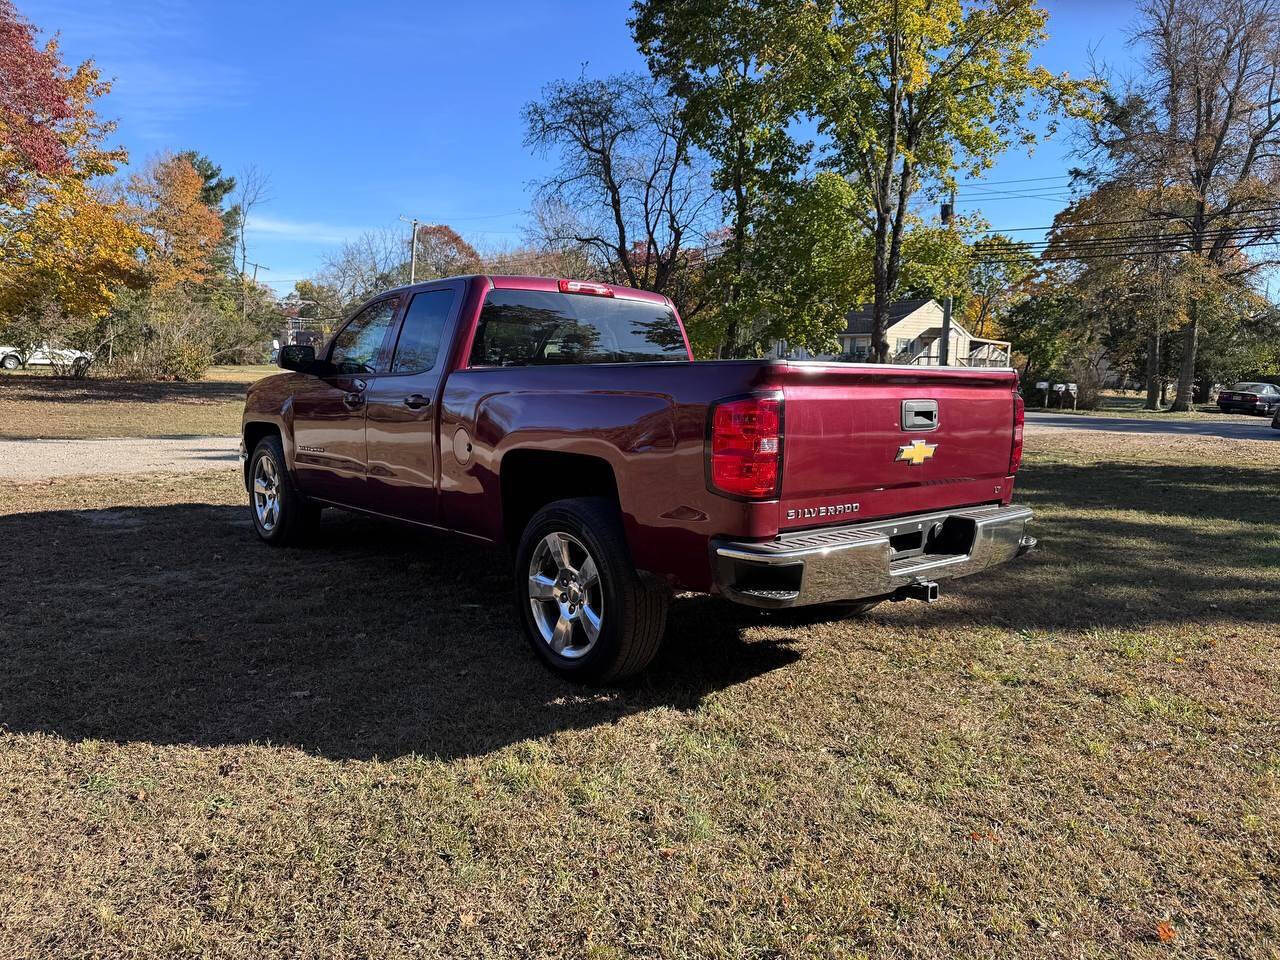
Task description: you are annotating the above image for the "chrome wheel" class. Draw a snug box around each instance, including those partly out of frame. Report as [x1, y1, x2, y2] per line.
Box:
[252, 453, 281, 532]
[527, 531, 603, 660]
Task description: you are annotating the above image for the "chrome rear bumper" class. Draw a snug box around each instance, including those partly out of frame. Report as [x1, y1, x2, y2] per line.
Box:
[711, 504, 1035, 608]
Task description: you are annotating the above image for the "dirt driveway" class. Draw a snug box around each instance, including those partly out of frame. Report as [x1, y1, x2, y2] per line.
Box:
[0, 435, 240, 482]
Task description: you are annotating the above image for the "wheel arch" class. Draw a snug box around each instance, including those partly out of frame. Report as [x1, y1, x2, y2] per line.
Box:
[499, 448, 622, 547]
[242, 420, 283, 490]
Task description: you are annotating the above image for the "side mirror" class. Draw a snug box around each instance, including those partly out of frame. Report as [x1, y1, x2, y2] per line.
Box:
[278, 344, 316, 372]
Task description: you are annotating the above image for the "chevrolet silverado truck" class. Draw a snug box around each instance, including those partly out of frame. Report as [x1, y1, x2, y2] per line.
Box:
[242, 275, 1034, 681]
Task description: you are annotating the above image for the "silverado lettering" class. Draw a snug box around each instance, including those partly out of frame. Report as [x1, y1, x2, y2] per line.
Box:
[787, 503, 860, 520]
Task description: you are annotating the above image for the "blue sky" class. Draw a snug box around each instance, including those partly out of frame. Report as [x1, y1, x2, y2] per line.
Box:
[23, 0, 1137, 293]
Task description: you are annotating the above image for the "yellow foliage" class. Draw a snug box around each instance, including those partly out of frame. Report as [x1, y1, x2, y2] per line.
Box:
[0, 177, 146, 321]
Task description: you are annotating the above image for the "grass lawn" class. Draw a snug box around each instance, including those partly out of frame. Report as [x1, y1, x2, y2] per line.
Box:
[0, 365, 275, 439]
[0, 431, 1275, 957]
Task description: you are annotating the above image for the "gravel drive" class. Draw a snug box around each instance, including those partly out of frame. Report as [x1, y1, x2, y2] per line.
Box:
[0, 435, 240, 482]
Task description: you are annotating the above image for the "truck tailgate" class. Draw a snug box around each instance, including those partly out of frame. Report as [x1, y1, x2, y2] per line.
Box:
[776, 364, 1018, 529]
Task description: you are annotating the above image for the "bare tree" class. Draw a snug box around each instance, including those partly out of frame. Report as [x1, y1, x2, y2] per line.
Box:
[1089, 0, 1280, 409]
[235, 164, 271, 276]
[318, 228, 408, 311]
[523, 73, 716, 319]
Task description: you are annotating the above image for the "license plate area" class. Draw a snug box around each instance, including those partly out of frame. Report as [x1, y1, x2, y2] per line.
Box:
[878, 514, 978, 561]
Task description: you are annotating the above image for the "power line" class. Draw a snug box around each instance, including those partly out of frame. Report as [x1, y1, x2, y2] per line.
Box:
[975, 220, 1280, 250]
[971, 232, 1280, 264]
[957, 174, 1075, 187]
[976, 204, 1280, 234]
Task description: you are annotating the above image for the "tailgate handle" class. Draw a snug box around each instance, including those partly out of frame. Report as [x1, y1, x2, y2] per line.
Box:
[902, 399, 938, 431]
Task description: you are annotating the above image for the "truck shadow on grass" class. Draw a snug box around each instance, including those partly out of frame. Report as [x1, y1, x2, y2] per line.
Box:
[0, 503, 801, 761]
[0, 375, 249, 405]
[0, 459, 1273, 760]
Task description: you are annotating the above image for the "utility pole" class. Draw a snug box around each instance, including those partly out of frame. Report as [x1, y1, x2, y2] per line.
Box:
[399, 215, 420, 284]
[242, 261, 270, 322]
[939, 187, 956, 366]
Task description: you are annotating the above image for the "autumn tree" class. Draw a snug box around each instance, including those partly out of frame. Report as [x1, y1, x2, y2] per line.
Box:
[964, 235, 1034, 337]
[0, 0, 83, 200]
[1085, 0, 1280, 409]
[131, 153, 226, 291]
[809, 0, 1093, 361]
[0, 1, 145, 374]
[413, 223, 481, 279]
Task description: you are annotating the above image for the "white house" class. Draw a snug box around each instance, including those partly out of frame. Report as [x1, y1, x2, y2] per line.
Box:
[776, 299, 1012, 367]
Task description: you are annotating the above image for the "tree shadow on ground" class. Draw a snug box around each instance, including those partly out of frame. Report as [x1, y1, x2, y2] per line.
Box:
[0, 376, 250, 405]
[0, 504, 799, 761]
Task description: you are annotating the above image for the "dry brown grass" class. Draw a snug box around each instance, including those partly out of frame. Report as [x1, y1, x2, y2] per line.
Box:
[0, 366, 274, 439]
[0, 431, 1276, 958]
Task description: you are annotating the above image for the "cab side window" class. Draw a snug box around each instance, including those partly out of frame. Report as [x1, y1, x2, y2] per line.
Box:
[329, 298, 400, 374]
[391, 289, 455, 373]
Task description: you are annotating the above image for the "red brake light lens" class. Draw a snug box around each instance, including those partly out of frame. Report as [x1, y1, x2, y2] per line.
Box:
[558, 279, 614, 297]
[710, 396, 782, 499]
[1010, 392, 1025, 473]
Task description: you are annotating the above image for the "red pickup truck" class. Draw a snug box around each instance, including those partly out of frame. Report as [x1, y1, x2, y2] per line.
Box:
[242, 275, 1034, 680]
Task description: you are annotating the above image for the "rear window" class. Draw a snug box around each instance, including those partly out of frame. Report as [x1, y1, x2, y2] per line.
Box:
[468, 289, 687, 367]
[1230, 382, 1269, 392]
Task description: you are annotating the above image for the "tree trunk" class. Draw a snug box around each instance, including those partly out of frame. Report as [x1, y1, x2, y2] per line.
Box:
[1144, 329, 1161, 410]
[1170, 302, 1198, 412]
[871, 275, 889, 363]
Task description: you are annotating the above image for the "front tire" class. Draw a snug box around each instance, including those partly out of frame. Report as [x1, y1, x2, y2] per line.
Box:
[515, 497, 669, 682]
[1, 354, 19, 370]
[249, 435, 320, 545]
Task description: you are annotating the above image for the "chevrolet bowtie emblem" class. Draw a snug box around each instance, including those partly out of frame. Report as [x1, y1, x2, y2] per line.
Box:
[896, 438, 937, 466]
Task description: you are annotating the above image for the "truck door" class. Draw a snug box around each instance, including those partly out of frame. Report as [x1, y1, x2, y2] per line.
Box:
[363, 282, 463, 525]
[290, 296, 401, 505]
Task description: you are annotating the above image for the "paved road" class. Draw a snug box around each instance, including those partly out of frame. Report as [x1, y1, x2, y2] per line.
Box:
[0, 436, 239, 482]
[1025, 411, 1279, 441]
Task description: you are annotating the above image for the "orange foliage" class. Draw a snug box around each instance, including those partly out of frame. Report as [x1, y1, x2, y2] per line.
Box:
[132, 153, 224, 291]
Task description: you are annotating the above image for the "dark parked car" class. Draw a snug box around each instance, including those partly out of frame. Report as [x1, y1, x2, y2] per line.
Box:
[241, 275, 1034, 681]
[1218, 381, 1280, 415]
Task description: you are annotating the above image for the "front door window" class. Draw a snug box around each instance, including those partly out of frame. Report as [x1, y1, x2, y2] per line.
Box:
[329, 298, 400, 374]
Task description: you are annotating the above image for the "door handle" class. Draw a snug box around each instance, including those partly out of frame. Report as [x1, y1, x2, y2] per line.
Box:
[403, 394, 431, 410]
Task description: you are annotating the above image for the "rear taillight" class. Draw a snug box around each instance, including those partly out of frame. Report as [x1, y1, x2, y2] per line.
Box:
[1010, 392, 1025, 473]
[709, 396, 783, 499]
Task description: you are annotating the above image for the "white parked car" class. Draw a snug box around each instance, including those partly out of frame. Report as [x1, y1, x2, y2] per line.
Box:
[0, 344, 94, 370]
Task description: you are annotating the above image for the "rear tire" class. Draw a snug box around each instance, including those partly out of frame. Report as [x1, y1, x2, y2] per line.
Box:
[515, 497, 669, 682]
[248, 435, 320, 545]
[1, 354, 19, 370]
